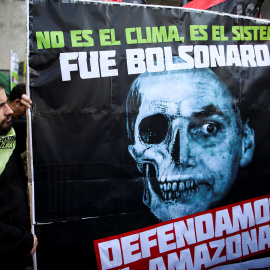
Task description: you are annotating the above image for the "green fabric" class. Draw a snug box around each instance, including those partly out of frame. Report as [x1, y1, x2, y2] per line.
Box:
[0, 72, 11, 96]
[0, 128, 16, 175]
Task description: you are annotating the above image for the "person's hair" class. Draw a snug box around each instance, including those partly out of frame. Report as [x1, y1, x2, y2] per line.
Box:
[0, 83, 5, 90]
[9, 83, 26, 102]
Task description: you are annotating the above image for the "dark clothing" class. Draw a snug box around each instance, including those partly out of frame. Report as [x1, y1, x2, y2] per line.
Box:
[0, 148, 33, 269]
[11, 117, 27, 155]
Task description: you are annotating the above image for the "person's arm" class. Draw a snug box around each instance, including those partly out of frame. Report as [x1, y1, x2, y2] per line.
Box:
[0, 221, 35, 255]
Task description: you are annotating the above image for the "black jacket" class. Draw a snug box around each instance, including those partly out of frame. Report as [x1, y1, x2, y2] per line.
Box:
[0, 148, 33, 269]
[11, 118, 27, 155]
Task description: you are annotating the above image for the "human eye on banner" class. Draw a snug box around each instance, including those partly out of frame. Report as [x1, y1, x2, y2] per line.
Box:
[28, 0, 270, 269]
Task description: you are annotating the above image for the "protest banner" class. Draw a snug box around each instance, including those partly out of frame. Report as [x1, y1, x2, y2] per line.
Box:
[27, 0, 270, 269]
[183, 0, 263, 17]
[10, 50, 19, 90]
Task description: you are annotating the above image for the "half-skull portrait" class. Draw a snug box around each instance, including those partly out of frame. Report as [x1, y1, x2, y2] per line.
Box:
[126, 59, 255, 222]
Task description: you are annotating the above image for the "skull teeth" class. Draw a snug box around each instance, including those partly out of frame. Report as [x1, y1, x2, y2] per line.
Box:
[143, 164, 203, 201]
[179, 182, 184, 191]
[159, 179, 199, 200]
[172, 182, 177, 191]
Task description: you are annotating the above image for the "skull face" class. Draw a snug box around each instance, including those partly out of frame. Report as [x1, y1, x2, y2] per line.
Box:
[126, 68, 255, 222]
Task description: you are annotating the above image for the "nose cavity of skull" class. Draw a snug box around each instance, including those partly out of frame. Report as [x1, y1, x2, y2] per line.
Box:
[171, 129, 191, 167]
[172, 129, 181, 165]
[171, 129, 184, 166]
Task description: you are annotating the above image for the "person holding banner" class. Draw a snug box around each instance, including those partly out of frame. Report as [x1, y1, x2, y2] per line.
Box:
[7, 84, 29, 121]
[0, 84, 37, 269]
[7, 83, 29, 155]
[126, 60, 255, 222]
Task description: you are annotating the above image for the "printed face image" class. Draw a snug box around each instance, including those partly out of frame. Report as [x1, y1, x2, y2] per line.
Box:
[126, 67, 255, 221]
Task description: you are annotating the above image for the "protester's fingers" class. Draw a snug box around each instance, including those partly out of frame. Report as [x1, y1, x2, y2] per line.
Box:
[21, 94, 32, 108]
[29, 234, 38, 255]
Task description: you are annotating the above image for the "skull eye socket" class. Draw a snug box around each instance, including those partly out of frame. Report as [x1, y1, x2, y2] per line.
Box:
[139, 114, 168, 144]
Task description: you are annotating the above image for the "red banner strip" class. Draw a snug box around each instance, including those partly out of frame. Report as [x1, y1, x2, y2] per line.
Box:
[183, 0, 227, 10]
[94, 195, 270, 270]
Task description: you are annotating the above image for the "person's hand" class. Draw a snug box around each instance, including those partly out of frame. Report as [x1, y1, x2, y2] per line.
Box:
[20, 94, 32, 108]
[29, 234, 38, 255]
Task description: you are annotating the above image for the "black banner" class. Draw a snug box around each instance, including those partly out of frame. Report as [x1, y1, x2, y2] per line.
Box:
[28, 1, 270, 269]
